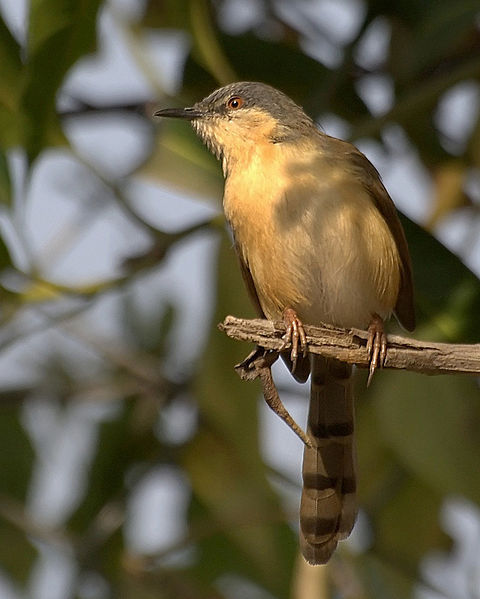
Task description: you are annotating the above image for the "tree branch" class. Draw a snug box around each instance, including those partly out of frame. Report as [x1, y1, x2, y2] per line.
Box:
[218, 316, 480, 376]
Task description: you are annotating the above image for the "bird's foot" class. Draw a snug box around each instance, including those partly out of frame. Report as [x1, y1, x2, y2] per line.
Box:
[279, 308, 308, 371]
[366, 313, 387, 386]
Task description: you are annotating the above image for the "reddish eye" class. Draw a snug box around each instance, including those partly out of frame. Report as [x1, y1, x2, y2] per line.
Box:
[227, 96, 244, 110]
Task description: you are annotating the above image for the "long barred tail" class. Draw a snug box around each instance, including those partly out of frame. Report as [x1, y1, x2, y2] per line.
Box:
[300, 355, 357, 564]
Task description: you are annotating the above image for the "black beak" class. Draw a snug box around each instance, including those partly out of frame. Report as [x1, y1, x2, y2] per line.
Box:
[154, 107, 203, 120]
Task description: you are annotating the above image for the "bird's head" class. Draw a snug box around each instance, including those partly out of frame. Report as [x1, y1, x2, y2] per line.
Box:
[155, 82, 314, 168]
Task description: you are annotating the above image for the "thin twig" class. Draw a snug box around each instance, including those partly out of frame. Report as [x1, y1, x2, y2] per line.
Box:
[219, 316, 480, 376]
[235, 347, 313, 447]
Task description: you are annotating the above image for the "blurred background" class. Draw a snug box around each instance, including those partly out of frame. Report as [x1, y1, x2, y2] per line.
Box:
[0, 0, 479, 598]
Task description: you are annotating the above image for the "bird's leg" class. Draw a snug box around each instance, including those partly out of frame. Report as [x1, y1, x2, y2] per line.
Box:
[366, 313, 387, 386]
[279, 307, 308, 371]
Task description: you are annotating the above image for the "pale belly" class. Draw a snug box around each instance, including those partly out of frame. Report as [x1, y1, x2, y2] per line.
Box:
[232, 192, 401, 330]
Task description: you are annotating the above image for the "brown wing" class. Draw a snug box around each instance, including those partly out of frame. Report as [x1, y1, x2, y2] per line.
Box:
[342, 144, 416, 331]
[235, 243, 311, 383]
[370, 179, 415, 331]
[235, 242, 265, 318]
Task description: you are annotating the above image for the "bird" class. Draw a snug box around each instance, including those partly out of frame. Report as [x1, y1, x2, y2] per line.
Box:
[155, 81, 415, 565]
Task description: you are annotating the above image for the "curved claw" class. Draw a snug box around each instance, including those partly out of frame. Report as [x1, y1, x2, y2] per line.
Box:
[366, 314, 387, 386]
[279, 308, 308, 371]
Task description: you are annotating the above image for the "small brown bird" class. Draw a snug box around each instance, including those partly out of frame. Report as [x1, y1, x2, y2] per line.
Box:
[155, 82, 415, 564]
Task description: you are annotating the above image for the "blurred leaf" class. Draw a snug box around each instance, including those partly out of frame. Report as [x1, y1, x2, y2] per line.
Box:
[467, 110, 480, 167]
[0, 152, 12, 207]
[141, 0, 190, 30]
[373, 473, 448, 566]
[358, 552, 413, 599]
[0, 234, 13, 271]
[0, 400, 37, 580]
[375, 372, 480, 502]
[119, 567, 227, 599]
[190, 0, 237, 85]
[221, 34, 329, 100]
[0, 399, 34, 500]
[22, 0, 103, 160]
[70, 401, 153, 532]
[402, 115, 448, 166]
[68, 398, 170, 583]
[387, 19, 417, 85]
[0, 16, 22, 108]
[401, 215, 480, 342]
[141, 119, 223, 200]
[20, 280, 66, 303]
[352, 52, 480, 148]
[428, 161, 470, 228]
[183, 32, 334, 111]
[0, 516, 38, 584]
[0, 287, 23, 325]
[357, 383, 449, 574]
[0, 16, 23, 148]
[411, 0, 480, 76]
[383, 0, 480, 81]
[0, 105, 23, 150]
[183, 231, 296, 598]
[122, 292, 177, 355]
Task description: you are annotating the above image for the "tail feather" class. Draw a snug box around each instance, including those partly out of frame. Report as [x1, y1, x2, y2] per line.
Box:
[300, 356, 357, 564]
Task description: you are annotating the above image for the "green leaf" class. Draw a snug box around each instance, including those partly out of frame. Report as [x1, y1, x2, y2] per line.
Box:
[0, 15, 22, 109]
[0, 517, 38, 584]
[141, 0, 191, 30]
[357, 384, 449, 573]
[0, 15, 23, 148]
[0, 152, 12, 207]
[0, 397, 34, 501]
[0, 233, 14, 270]
[374, 372, 480, 504]
[22, 0, 103, 160]
[141, 119, 223, 200]
[413, 0, 480, 75]
[371, 470, 449, 570]
[0, 394, 38, 582]
[122, 292, 177, 355]
[358, 552, 414, 599]
[400, 215, 480, 342]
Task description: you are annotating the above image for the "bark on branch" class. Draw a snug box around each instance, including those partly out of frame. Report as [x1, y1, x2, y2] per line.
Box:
[218, 316, 480, 376]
